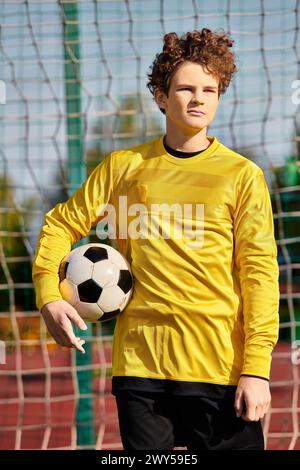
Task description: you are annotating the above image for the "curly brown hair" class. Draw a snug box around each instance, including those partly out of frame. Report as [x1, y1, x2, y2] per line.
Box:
[147, 28, 237, 114]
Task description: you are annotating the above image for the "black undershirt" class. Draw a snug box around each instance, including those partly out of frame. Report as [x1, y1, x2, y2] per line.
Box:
[112, 137, 268, 396]
[163, 136, 207, 158]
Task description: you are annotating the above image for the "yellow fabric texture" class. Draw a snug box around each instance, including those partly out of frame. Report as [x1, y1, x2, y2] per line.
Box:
[32, 135, 280, 384]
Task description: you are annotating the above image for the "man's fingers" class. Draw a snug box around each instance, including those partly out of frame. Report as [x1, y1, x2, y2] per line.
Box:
[65, 307, 88, 331]
[76, 337, 86, 345]
[41, 301, 87, 353]
[66, 330, 86, 353]
[76, 337, 86, 350]
[243, 399, 256, 421]
[70, 336, 86, 354]
[52, 332, 66, 347]
[234, 391, 243, 417]
[260, 402, 270, 419]
[255, 405, 263, 421]
[259, 409, 266, 419]
[235, 377, 271, 422]
[48, 324, 68, 347]
[58, 317, 86, 353]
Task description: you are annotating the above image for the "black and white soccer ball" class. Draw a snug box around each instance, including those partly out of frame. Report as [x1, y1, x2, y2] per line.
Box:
[59, 243, 133, 322]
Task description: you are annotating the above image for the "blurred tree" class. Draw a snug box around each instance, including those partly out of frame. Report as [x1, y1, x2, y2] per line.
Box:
[85, 94, 163, 176]
[0, 174, 36, 311]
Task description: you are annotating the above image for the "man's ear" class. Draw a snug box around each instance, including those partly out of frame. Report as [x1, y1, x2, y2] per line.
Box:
[154, 89, 167, 111]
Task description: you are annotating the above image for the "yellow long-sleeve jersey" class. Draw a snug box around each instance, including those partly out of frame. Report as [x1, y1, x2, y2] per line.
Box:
[32, 135, 280, 385]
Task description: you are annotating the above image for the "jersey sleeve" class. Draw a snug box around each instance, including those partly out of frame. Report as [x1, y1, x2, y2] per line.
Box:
[233, 166, 280, 379]
[32, 153, 115, 310]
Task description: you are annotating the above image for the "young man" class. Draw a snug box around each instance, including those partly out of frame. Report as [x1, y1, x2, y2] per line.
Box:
[32, 29, 280, 450]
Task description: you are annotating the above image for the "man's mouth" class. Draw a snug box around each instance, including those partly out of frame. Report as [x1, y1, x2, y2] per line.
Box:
[188, 110, 206, 116]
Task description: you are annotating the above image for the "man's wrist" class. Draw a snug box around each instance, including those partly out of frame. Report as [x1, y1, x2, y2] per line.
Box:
[240, 374, 269, 382]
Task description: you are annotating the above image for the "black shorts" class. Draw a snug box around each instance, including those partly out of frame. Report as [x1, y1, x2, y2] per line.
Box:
[114, 390, 265, 450]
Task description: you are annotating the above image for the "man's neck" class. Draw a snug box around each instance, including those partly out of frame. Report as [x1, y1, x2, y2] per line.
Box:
[164, 124, 210, 152]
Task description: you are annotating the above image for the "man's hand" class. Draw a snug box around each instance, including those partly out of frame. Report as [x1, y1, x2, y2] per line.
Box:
[234, 375, 271, 421]
[41, 300, 87, 354]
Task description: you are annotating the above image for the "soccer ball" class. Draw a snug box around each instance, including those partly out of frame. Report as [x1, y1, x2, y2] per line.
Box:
[59, 243, 133, 322]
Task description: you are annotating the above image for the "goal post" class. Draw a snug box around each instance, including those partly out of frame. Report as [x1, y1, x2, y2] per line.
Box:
[62, 0, 95, 447]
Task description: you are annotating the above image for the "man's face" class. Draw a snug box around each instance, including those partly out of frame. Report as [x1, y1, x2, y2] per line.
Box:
[155, 61, 220, 134]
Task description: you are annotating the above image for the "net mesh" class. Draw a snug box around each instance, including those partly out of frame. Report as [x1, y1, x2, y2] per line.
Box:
[0, 0, 300, 450]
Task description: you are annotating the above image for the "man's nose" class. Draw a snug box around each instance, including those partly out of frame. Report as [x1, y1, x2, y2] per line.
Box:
[191, 93, 205, 104]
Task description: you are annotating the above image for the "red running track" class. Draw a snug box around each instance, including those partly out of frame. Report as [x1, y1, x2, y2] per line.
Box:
[0, 342, 299, 450]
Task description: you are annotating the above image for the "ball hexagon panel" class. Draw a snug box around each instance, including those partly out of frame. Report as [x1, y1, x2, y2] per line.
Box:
[78, 279, 102, 303]
[59, 278, 79, 306]
[84, 246, 108, 263]
[98, 285, 126, 312]
[92, 259, 120, 288]
[66, 256, 94, 285]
